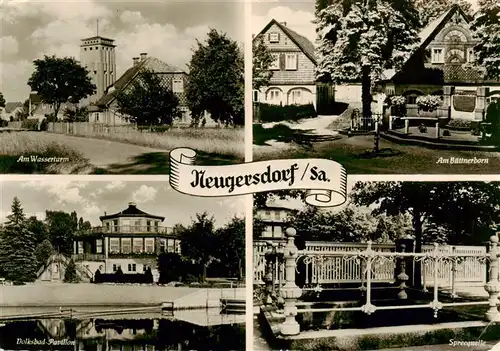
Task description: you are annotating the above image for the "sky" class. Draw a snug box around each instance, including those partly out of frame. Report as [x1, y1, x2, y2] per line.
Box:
[0, 179, 245, 227]
[0, 0, 244, 102]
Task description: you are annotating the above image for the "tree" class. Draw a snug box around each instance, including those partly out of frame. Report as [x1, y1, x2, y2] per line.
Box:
[26, 215, 48, 245]
[254, 190, 304, 209]
[471, 0, 500, 80]
[252, 36, 274, 90]
[157, 252, 185, 284]
[350, 181, 500, 288]
[0, 92, 5, 110]
[78, 217, 92, 232]
[116, 69, 181, 126]
[415, 0, 473, 27]
[186, 29, 244, 126]
[64, 106, 89, 122]
[34, 239, 54, 269]
[316, 0, 420, 119]
[213, 217, 245, 280]
[0, 198, 38, 282]
[45, 210, 78, 255]
[27, 55, 95, 120]
[179, 212, 218, 282]
[64, 259, 79, 283]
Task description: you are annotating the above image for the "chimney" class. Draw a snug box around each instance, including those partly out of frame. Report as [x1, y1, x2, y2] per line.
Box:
[133, 57, 139, 66]
[128, 202, 137, 207]
[280, 22, 287, 26]
[104, 212, 107, 215]
[140, 53, 147, 61]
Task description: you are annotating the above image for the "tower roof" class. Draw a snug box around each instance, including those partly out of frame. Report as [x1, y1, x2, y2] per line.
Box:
[80, 36, 116, 47]
[99, 202, 165, 221]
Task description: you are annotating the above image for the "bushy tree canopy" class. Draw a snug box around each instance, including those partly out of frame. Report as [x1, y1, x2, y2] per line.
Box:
[116, 69, 181, 126]
[415, 0, 473, 27]
[252, 36, 274, 90]
[27, 55, 95, 119]
[471, 0, 500, 80]
[186, 29, 244, 126]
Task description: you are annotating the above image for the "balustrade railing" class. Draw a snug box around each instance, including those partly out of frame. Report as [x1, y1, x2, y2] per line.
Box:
[85, 226, 174, 234]
[257, 228, 500, 336]
[72, 253, 106, 261]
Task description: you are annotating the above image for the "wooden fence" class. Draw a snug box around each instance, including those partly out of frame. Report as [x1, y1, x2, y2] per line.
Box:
[48, 122, 137, 135]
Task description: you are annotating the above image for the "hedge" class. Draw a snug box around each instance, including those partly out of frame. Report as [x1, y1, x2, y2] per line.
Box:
[93, 268, 154, 284]
[21, 119, 39, 130]
[255, 103, 317, 123]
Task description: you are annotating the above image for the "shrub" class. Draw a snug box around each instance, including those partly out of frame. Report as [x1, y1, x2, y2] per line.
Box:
[256, 103, 317, 123]
[443, 129, 451, 136]
[40, 118, 49, 131]
[446, 119, 472, 130]
[416, 95, 441, 112]
[64, 259, 79, 283]
[93, 270, 154, 284]
[21, 119, 39, 131]
[0, 120, 8, 127]
[418, 124, 427, 133]
[157, 252, 185, 284]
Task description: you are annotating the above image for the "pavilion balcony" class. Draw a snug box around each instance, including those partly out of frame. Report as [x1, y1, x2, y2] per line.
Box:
[84, 226, 174, 235]
[72, 253, 106, 261]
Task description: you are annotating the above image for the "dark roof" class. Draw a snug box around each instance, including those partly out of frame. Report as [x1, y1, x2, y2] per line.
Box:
[4, 102, 23, 113]
[99, 202, 165, 221]
[81, 35, 115, 42]
[254, 19, 317, 65]
[92, 57, 186, 108]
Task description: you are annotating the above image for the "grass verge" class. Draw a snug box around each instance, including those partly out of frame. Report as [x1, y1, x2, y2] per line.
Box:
[0, 132, 92, 173]
[54, 127, 245, 160]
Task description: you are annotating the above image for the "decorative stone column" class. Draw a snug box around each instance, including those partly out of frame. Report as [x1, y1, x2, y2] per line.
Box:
[435, 122, 440, 139]
[485, 235, 500, 322]
[263, 243, 274, 306]
[389, 115, 393, 130]
[405, 119, 410, 135]
[475, 87, 486, 121]
[397, 244, 409, 300]
[280, 228, 302, 336]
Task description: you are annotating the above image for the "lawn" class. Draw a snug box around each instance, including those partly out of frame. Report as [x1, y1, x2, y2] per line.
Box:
[253, 129, 500, 174]
[65, 126, 245, 159]
[0, 132, 92, 174]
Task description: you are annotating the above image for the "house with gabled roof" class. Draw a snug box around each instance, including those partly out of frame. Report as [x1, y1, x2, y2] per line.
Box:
[253, 19, 318, 108]
[72, 202, 181, 281]
[0, 102, 24, 121]
[378, 4, 500, 121]
[88, 53, 193, 125]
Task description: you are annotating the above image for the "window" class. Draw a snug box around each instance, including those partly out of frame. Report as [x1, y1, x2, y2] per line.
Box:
[270, 53, 280, 70]
[112, 264, 121, 272]
[145, 238, 155, 253]
[265, 210, 271, 216]
[432, 48, 444, 63]
[133, 238, 143, 253]
[110, 238, 119, 253]
[253, 90, 259, 102]
[121, 238, 132, 254]
[105, 222, 111, 231]
[122, 219, 130, 232]
[113, 220, 118, 232]
[266, 89, 281, 104]
[96, 240, 103, 254]
[95, 113, 99, 122]
[128, 263, 136, 272]
[467, 49, 475, 63]
[78, 241, 84, 254]
[290, 89, 303, 105]
[274, 226, 283, 238]
[274, 211, 281, 220]
[269, 32, 280, 43]
[285, 53, 298, 70]
[262, 226, 273, 238]
[147, 220, 152, 232]
[134, 220, 141, 231]
[173, 78, 184, 93]
[167, 239, 175, 253]
[160, 239, 167, 253]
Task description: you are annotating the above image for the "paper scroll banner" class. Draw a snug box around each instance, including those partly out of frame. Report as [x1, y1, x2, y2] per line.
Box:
[169, 147, 347, 207]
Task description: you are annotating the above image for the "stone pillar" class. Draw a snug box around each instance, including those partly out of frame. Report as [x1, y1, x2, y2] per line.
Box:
[443, 86, 453, 108]
[435, 122, 440, 139]
[280, 228, 302, 336]
[263, 243, 274, 306]
[485, 235, 500, 321]
[475, 87, 486, 121]
[405, 119, 410, 135]
[389, 115, 393, 130]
